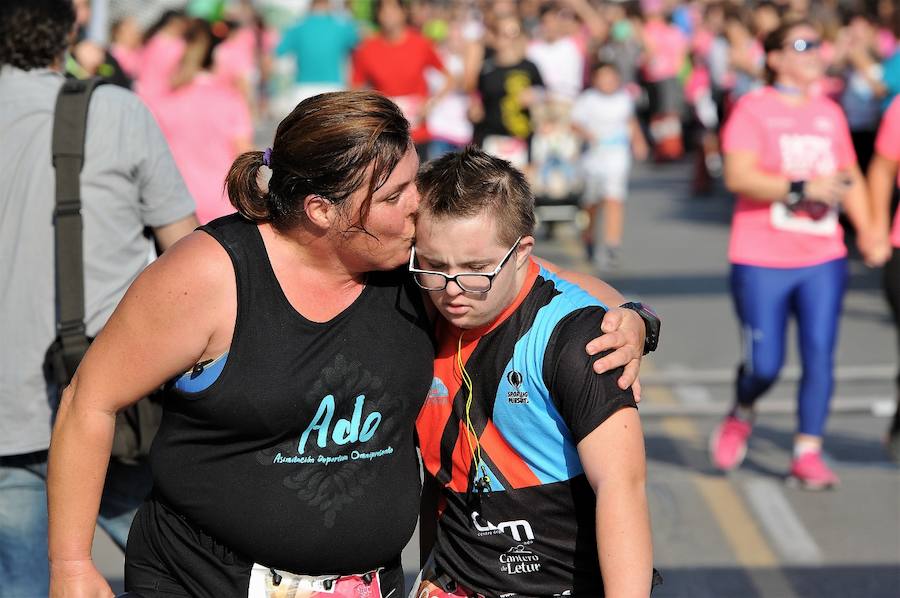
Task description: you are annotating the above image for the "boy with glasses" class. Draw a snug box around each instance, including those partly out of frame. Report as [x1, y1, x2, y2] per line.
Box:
[412, 147, 658, 597]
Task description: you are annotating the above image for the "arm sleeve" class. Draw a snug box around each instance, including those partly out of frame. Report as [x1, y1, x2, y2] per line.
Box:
[876, 97, 900, 161]
[125, 93, 196, 227]
[721, 97, 764, 155]
[543, 307, 637, 445]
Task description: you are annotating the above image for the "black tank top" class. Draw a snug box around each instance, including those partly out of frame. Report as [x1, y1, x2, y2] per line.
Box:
[149, 214, 434, 574]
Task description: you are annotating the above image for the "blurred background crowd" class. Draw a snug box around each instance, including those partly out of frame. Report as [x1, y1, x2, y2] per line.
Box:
[66, 0, 900, 257]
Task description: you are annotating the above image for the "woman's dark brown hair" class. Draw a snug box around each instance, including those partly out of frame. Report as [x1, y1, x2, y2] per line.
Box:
[226, 91, 411, 232]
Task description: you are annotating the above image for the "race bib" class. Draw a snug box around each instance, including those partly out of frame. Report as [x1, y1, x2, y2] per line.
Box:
[248, 564, 383, 598]
[770, 202, 838, 237]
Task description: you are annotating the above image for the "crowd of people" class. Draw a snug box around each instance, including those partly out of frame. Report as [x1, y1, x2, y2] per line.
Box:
[2, 0, 900, 597]
[56, 0, 900, 264]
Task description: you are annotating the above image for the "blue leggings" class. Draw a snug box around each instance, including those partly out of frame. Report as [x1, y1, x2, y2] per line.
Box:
[730, 258, 848, 437]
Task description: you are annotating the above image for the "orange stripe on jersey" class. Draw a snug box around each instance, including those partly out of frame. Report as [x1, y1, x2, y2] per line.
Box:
[478, 421, 542, 489]
[417, 320, 480, 490]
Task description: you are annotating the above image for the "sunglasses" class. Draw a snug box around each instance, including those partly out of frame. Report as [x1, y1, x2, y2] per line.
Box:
[785, 38, 822, 53]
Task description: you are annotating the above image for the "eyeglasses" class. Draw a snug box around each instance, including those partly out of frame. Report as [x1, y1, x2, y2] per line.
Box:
[785, 38, 821, 53]
[409, 237, 523, 294]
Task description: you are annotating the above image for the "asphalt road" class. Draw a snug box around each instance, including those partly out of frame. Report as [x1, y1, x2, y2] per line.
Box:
[95, 157, 900, 597]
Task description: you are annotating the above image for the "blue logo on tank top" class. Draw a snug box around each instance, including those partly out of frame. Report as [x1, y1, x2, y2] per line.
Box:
[298, 394, 382, 454]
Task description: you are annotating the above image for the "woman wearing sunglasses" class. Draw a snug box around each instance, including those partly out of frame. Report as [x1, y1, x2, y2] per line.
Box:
[709, 20, 882, 489]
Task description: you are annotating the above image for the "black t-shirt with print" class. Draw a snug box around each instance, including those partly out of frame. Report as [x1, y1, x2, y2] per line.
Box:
[476, 57, 544, 142]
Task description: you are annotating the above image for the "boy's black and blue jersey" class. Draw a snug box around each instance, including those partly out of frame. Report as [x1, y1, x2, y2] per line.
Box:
[417, 259, 637, 597]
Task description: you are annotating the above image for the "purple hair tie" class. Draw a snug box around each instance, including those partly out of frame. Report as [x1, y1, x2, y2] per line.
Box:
[262, 147, 273, 167]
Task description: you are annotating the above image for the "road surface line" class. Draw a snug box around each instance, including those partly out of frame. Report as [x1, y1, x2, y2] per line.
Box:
[742, 478, 823, 565]
[642, 363, 895, 385]
[644, 381, 780, 569]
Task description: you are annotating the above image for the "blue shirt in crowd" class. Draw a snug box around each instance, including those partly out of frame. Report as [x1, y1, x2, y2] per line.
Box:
[276, 12, 360, 85]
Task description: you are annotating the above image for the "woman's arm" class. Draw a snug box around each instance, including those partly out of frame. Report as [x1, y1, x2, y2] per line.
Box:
[868, 152, 899, 238]
[579, 407, 653, 597]
[535, 258, 647, 392]
[840, 163, 889, 266]
[724, 150, 849, 204]
[48, 232, 235, 596]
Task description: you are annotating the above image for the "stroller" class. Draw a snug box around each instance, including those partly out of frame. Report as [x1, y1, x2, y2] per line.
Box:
[529, 100, 586, 237]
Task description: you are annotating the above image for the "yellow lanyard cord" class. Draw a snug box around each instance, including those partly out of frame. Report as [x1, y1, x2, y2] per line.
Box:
[456, 333, 490, 491]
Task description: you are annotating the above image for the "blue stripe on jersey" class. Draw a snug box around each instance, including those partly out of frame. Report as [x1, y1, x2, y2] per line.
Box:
[480, 462, 506, 492]
[491, 266, 607, 484]
[174, 353, 229, 394]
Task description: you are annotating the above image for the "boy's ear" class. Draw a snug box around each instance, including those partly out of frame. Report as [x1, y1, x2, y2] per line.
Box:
[516, 236, 536, 266]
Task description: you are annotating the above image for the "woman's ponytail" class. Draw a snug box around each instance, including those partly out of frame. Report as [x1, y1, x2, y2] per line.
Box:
[226, 150, 271, 222]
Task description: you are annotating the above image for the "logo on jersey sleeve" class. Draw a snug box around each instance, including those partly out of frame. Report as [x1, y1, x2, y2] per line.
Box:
[506, 370, 529, 404]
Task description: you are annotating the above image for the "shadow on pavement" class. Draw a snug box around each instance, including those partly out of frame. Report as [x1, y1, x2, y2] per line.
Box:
[644, 425, 898, 473]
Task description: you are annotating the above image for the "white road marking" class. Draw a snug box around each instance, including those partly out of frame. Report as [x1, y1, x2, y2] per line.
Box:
[643, 364, 896, 385]
[742, 478, 824, 565]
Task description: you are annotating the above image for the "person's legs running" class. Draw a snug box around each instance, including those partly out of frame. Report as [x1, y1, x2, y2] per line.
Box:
[600, 169, 628, 266]
[789, 258, 847, 488]
[602, 198, 624, 247]
[0, 451, 49, 598]
[793, 258, 848, 439]
[580, 173, 603, 261]
[712, 265, 793, 470]
[732, 265, 793, 406]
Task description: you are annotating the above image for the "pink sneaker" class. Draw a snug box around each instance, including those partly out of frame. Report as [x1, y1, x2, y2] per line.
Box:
[788, 451, 840, 490]
[710, 415, 752, 471]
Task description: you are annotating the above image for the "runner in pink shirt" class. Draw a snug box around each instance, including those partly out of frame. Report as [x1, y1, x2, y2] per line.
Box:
[640, 0, 688, 161]
[154, 19, 254, 224]
[868, 95, 900, 460]
[711, 20, 881, 490]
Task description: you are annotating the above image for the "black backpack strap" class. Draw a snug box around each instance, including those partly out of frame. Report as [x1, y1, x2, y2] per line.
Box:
[51, 77, 105, 380]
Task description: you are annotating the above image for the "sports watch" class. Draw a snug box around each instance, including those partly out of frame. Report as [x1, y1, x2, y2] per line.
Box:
[619, 302, 660, 355]
[785, 180, 805, 209]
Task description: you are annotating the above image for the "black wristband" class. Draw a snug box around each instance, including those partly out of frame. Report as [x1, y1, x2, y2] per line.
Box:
[618, 302, 660, 355]
[786, 180, 805, 208]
